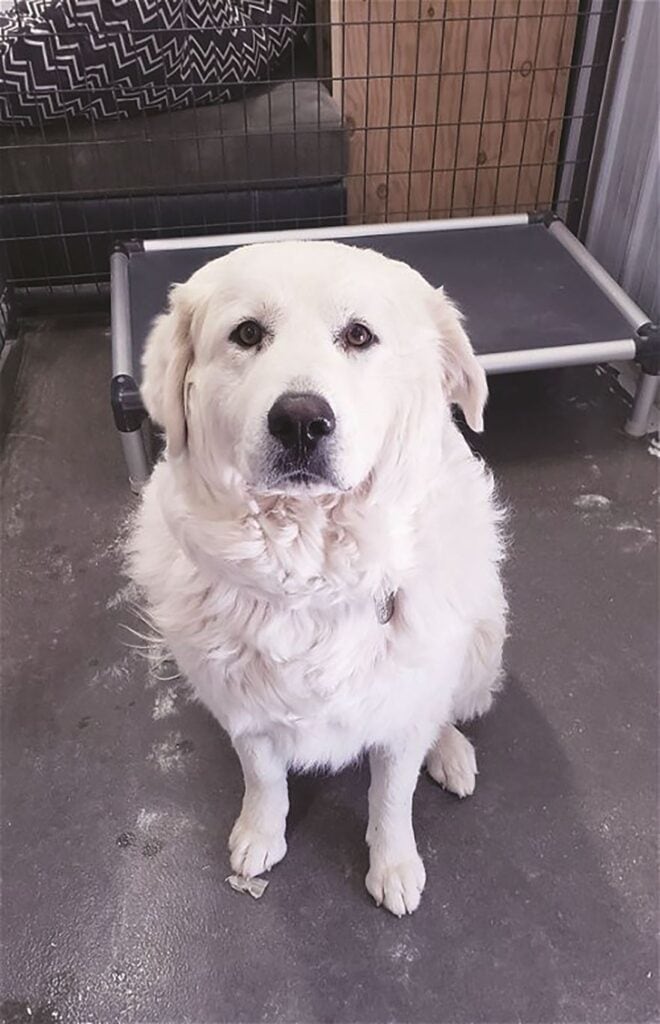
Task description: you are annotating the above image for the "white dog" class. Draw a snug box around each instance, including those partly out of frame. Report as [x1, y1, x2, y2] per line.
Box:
[128, 240, 506, 916]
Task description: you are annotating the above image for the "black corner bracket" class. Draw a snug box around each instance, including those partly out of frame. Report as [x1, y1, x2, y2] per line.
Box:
[529, 210, 559, 227]
[112, 238, 145, 257]
[634, 322, 660, 376]
[111, 374, 147, 432]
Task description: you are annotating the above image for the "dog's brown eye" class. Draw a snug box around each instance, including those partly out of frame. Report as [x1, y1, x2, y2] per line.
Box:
[344, 322, 375, 349]
[231, 320, 263, 348]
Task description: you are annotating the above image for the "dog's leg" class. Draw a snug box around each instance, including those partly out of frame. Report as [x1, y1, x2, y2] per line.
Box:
[229, 734, 289, 878]
[426, 723, 477, 798]
[365, 739, 428, 916]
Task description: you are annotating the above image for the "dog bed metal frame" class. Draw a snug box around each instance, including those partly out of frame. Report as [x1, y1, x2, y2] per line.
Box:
[111, 213, 659, 490]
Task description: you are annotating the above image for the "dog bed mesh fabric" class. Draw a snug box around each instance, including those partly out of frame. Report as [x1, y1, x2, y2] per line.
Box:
[0, 0, 306, 127]
[124, 224, 635, 383]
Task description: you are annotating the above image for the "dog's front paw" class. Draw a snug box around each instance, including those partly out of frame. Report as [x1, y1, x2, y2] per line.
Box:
[366, 850, 426, 917]
[229, 815, 287, 878]
[426, 724, 477, 798]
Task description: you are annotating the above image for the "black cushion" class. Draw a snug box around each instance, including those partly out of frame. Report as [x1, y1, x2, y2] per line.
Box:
[2, 80, 347, 196]
[0, 0, 306, 125]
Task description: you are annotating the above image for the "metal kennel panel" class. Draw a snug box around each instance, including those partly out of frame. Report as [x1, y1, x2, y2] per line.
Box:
[1, 0, 618, 291]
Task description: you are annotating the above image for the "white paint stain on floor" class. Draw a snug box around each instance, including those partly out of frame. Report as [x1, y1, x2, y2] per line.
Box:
[612, 521, 654, 538]
[611, 520, 656, 554]
[90, 652, 133, 689]
[96, 508, 136, 563]
[388, 940, 420, 983]
[574, 493, 612, 511]
[136, 806, 191, 837]
[149, 732, 194, 773]
[136, 808, 161, 830]
[153, 686, 178, 720]
[390, 941, 420, 964]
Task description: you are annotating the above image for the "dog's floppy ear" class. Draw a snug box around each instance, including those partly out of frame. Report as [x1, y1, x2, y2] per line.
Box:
[434, 288, 487, 433]
[141, 283, 193, 457]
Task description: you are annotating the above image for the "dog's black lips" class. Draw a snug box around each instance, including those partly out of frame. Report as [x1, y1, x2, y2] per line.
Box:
[273, 466, 337, 488]
[282, 470, 323, 484]
[267, 447, 338, 488]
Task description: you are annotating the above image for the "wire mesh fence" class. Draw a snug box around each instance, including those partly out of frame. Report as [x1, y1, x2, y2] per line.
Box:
[0, 0, 617, 291]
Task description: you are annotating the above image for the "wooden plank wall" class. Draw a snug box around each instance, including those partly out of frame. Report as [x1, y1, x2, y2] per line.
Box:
[327, 0, 579, 223]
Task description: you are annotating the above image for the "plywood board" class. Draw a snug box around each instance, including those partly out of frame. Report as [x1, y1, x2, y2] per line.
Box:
[328, 0, 578, 222]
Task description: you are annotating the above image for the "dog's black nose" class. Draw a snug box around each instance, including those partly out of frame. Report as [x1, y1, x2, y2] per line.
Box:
[268, 392, 336, 452]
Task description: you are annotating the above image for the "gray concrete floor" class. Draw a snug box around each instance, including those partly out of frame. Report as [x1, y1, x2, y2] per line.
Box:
[1, 314, 658, 1024]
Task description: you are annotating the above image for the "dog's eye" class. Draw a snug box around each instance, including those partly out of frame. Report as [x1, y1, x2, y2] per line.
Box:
[231, 320, 263, 348]
[343, 321, 376, 349]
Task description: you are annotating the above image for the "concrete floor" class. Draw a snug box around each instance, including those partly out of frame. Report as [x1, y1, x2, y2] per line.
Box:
[1, 314, 658, 1024]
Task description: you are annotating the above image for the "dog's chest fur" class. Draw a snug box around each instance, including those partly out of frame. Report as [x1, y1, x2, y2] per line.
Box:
[130, 463, 463, 765]
[175, 582, 460, 770]
[129, 435, 502, 770]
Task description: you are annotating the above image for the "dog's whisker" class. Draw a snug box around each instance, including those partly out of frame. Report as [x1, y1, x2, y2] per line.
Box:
[119, 622, 164, 644]
[127, 603, 158, 626]
[151, 669, 182, 682]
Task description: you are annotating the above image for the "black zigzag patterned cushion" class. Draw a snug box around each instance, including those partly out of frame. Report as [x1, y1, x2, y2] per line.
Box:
[0, 0, 306, 127]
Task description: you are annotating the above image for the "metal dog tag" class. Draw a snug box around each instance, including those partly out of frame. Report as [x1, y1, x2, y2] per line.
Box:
[375, 590, 396, 625]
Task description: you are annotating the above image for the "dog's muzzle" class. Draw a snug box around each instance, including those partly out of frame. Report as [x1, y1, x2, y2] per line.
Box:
[266, 391, 337, 486]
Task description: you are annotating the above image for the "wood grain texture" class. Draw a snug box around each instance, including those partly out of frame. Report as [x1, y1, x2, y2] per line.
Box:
[327, 0, 578, 222]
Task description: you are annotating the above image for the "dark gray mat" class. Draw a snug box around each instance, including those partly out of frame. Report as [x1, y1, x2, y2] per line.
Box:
[127, 223, 635, 382]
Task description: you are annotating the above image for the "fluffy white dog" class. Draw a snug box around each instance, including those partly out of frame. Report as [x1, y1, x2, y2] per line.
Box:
[128, 240, 506, 916]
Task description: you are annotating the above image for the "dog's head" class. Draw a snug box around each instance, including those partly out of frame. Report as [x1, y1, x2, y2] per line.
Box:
[142, 241, 486, 495]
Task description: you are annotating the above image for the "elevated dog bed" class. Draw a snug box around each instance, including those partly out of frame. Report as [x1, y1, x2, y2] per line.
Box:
[0, 0, 305, 125]
[110, 214, 660, 489]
